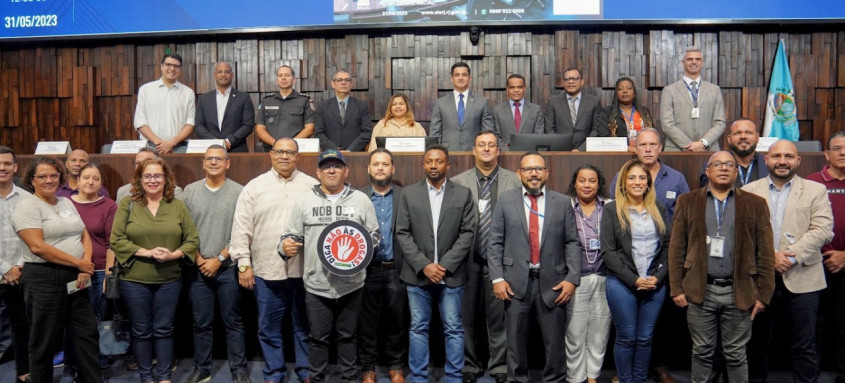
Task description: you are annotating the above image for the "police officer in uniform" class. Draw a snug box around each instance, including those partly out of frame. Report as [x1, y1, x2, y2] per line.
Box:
[255, 64, 315, 151]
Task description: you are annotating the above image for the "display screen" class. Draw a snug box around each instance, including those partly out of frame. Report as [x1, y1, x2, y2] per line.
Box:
[3, 0, 845, 40]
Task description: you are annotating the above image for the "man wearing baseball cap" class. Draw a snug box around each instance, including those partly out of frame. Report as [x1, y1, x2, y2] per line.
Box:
[281, 149, 381, 383]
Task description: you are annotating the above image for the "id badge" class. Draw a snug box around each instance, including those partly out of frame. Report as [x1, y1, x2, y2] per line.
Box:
[709, 236, 725, 258]
[691, 107, 700, 119]
[588, 238, 601, 250]
[478, 199, 489, 213]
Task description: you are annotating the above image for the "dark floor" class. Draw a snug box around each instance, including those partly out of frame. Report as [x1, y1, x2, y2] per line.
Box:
[0, 358, 840, 383]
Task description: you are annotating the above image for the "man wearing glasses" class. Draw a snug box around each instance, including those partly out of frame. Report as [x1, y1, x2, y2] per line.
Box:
[230, 138, 317, 383]
[134, 53, 196, 154]
[669, 151, 775, 383]
[452, 131, 521, 383]
[488, 151, 581, 383]
[544, 68, 602, 151]
[281, 149, 380, 383]
[181, 145, 249, 383]
[314, 70, 373, 151]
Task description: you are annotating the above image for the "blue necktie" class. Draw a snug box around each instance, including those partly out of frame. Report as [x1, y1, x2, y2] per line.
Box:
[457, 93, 465, 125]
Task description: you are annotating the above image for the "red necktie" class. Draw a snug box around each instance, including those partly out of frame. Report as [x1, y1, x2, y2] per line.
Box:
[527, 193, 540, 265]
[513, 102, 522, 134]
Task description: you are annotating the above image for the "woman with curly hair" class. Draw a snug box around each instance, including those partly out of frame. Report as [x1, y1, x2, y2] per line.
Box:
[599, 77, 655, 152]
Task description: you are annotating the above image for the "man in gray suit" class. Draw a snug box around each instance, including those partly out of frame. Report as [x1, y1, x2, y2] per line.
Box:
[396, 145, 477, 383]
[452, 131, 521, 383]
[492, 74, 544, 150]
[429, 62, 496, 151]
[488, 152, 581, 383]
[660, 46, 726, 152]
[314, 69, 373, 151]
[543, 68, 602, 151]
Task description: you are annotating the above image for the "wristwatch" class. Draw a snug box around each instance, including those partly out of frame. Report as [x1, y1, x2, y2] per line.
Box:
[217, 254, 226, 263]
[238, 265, 251, 273]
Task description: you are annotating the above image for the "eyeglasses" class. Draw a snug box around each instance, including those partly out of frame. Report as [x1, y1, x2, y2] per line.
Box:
[142, 174, 165, 181]
[332, 78, 352, 83]
[203, 156, 227, 163]
[707, 161, 737, 169]
[319, 163, 345, 171]
[34, 173, 61, 181]
[828, 146, 845, 153]
[520, 167, 547, 174]
[563, 77, 581, 82]
[475, 143, 498, 149]
[270, 149, 297, 157]
[163, 62, 182, 69]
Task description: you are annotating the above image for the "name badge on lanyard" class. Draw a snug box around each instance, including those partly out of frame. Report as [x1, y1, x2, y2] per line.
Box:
[588, 238, 601, 250]
[691, 108, 700, 119]
[708, 236, 725, 258]
[709, 196, 727, 258]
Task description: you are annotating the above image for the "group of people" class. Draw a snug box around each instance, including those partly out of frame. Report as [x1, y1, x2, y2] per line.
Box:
[133, 46, 722, 156]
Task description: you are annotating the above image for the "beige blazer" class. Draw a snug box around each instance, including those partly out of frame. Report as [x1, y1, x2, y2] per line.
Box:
[742, 176, 834, 294]
[659, 79, 726, 151]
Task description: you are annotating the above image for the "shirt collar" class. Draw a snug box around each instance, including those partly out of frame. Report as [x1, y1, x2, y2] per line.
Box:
[767, 176, 794, 191]
[336, 95, 350, 104]
[509, 99, 524, 107]
[370, 184, 394, 197]
[566, 92, 581, 101]
[573, 196, 604, 210]
[706, 186, 735, 199]
[820, 165, 845, 182]
[683, 76, 701, 86]
[216, 87, 232, 97]
[427, 180, 446, 193]
[475, 166, 499, 181]
[1, 185, 25, 200]
[453, 89, 468, 99]
[157, 78, 183, 89]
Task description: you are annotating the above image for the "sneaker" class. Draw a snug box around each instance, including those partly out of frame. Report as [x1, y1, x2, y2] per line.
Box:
[180, 368, 211, 383]
[233, 372, 252, 383]
[53, 351, 65, 368]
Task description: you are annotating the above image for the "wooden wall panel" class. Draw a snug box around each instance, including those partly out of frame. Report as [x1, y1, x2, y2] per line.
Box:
[2, 24, 845, 156]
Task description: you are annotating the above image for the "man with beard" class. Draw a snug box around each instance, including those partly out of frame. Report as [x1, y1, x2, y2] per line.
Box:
[57, 149, 110, 198]
[396, 145, 477, 383]
[358, 149, 406, 383]
[700, 119, 769, 188]
[488, 152, 581, 383]
[452, 130, 521, 383]
[743, 140, 834, 383]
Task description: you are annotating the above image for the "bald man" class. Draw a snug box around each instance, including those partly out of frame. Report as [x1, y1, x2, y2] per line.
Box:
[743, 140, 834, 383]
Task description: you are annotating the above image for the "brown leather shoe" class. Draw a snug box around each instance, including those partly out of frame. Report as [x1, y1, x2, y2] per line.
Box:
[389, 369, 405, 383]
[654, 367, 677, 383]
[362, 370, 376, 383]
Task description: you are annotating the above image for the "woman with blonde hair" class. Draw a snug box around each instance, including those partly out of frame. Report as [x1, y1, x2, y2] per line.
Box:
[600, 159, 669, 383]
[367, 93, 427, 151]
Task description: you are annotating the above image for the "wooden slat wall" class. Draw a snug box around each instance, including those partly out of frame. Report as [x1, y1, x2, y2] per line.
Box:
[2, 26, 845, 155]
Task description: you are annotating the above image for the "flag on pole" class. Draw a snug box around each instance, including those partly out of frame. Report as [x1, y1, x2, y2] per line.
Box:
[763, 39, 799, 140]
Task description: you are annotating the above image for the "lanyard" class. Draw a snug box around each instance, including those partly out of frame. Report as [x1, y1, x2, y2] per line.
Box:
[524, 195, 545, 219]
[619, 106, 636, 127]
[714, 195, 728, 236]
[573, 199, 602, 263]
[476, 171, 499, 199]
[737, 162, 754, 186]
[684, 81, 700, 107]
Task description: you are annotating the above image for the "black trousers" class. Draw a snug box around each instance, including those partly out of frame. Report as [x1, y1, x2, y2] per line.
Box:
[305, 288, 363, 382]
[358, 266, 407, 371]
[462, 257, 507, 376]
[0, 283, 29, 377]
[22, 262, 100, 383]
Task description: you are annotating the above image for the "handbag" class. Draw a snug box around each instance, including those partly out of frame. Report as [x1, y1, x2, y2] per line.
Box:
[98, 298, 131, 356]
[103, 263, 121, 300]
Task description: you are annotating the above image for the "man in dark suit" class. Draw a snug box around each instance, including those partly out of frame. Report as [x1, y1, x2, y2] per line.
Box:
[314, 69, 373, 151]
[492, 74, 544, 150]
[669, 151, 775, 383]
[429, 62, 497, 150]
[544, 68, 602, 151]
[488, 152, 581, 383]
[194, 62, 256, 152]
[359, 149, 407, 383]
[396, 145, 477, 383]
[452, 131, 522, 383]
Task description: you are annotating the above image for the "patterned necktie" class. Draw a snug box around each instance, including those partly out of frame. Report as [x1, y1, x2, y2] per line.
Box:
[477, 176, 492, 255]
[569, 97, 578, 125]
[339, 100, 347, 122]
[513, 102, 522, 133]
[458, 93, 466, 125]
[527, 193, 540, 265]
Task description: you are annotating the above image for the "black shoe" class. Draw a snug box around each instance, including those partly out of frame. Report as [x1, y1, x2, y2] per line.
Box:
[462, 372, 478, 383]
[15, 376, 32, 383]
[233, 372, 252, 383]
[493, 373, 507, 383]
[180, 368, 211, 383]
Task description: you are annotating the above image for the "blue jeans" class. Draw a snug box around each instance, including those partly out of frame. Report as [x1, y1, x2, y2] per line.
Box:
[188, 266, 247, 376]
[120, 279, 181, 383]
[89, 270, 106, 319]
[407, 284, 465, 383]
[254, 277, 309, 383]
[605, 275, 665, 383]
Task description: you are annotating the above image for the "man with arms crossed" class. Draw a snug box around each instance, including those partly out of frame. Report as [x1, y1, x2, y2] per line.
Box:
[134, 53, 195, 154]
